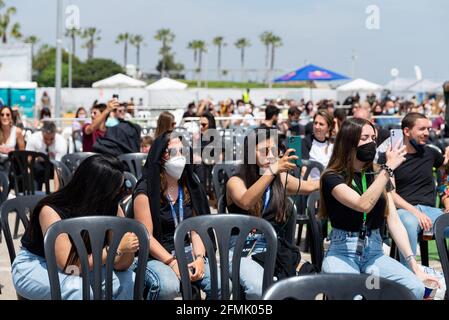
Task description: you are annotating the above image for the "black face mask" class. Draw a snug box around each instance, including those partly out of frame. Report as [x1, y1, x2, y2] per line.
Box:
[356, 142, 377, 162]
[410, 138, 425, 154]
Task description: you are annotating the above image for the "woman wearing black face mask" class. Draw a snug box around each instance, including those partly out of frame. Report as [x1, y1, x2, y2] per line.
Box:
[319, 118, 440, 299]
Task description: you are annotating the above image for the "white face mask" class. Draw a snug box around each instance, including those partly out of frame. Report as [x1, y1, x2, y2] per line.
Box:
[238, 106, 246, 114]
[191, 108, 198, 114]
[164, 155, 187, 180]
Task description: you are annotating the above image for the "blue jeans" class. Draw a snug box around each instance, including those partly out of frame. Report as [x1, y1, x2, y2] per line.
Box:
[140, 245, 216, 300]
[397, 205, 449, 267]
[12, 249, 135, 300]
[322, 228, 424, 299]
[229, 233, 267, 300]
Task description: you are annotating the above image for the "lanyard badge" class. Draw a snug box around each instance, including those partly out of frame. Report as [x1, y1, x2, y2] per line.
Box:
[352, 172, 368, 257]
[167, 185, 184, 228]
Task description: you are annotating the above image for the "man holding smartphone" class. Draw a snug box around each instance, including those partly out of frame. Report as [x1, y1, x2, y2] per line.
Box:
[82, 99, 119, 152]
[377, 113, 449, 268]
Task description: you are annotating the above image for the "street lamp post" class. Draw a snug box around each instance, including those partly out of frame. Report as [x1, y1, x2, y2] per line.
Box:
[55, 0, 63, 127]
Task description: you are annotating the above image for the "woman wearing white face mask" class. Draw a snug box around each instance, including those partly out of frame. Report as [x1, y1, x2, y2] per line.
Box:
[132, 132, 216, 299]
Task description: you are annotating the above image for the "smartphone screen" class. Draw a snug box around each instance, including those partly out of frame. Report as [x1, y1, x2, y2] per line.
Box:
[287, 136, 302, 167]
[390, 129, 403, 148]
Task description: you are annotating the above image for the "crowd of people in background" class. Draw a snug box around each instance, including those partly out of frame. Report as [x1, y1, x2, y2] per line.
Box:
[1, 88, 449, 300]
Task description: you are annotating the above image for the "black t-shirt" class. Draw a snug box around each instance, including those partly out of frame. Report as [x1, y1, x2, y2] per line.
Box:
[378, 146, 444, 206]
[322, 171, 386, 232]
[134, 180, 192, 253]
[21, 204, 65, 258]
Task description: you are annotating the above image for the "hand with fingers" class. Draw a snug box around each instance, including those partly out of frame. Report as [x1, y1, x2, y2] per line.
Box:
[269, 148, 298, 175]
[386, 141, 407, 171]
[118, 232, 140, 254]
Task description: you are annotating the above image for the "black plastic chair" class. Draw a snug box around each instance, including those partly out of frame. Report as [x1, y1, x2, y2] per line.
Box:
[302, 159, 325, 180]
[0, 195, 46, 264]
[262, 273, 416, 300]
[44, 216, 149, 300]
[212, 164, 235, 214]
[434, 214, 449, 300]
[305, 191, 324, 270]
[51, 160, 73, 188]
[118, 153, 147, 179]
[0, 170, 9, 203]
[61, 152, 97, 173]
[174, 214, 277, 300]
[8, 150, 52, 195]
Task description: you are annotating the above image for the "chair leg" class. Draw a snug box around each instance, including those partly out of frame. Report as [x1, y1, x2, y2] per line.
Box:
[13, 213, 20, 239]
[296, 223, 304, 246]
[419, 240, 429, 267]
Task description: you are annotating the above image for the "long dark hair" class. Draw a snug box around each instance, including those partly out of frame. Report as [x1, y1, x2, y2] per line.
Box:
[236, 128, 291, 224]
[319, 118, 384, 218]
[31, 154, 125, 268]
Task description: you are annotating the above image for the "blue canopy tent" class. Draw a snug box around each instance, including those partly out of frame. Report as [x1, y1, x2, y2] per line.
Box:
[274, 64, 349, 102]
[274, 64, 349, 82]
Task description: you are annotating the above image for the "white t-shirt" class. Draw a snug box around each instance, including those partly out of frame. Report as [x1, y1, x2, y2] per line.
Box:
[309, 138, 334, 180]
[26, 131, 67, 161]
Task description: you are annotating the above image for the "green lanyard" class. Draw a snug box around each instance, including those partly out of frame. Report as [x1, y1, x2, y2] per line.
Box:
[351, 171, 368, 224]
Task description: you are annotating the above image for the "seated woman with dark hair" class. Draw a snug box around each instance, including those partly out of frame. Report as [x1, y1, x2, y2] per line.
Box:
[226, 128, 320, 299]
[133, 132, 217, 299]
[12, 154, 140, 300]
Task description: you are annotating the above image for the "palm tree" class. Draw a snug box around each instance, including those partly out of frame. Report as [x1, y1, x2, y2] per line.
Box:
[213, 36, 226, 80]
[116, 33, 130, 67]
[65, 27, 81, 58]
[269, 35, 282, 74]
[260, 31, 273, 83]
[130, 34, 145, 73]
[234, 38, 251, 82]
[24, 35, 39, 61]
[0, 4, 21, 43]
[81, 27, 101, 60]
[154, 28, 175, 77]
[187, 41, 198, 65]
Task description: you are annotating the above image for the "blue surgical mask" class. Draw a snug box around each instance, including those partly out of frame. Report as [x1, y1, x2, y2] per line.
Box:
[409, 138, 425, 154]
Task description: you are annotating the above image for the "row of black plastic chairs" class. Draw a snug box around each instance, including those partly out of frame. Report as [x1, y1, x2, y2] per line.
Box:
[2, 193, 445, 300]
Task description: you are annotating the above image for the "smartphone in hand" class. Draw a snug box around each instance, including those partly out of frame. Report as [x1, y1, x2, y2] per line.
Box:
[390, 129, 403, 148]
[287, 136, 302, 167]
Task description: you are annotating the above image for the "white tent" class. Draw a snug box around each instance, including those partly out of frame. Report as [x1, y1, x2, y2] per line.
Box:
[146, 77, 188, 90]
[92, 73, 146, 88]
[337, 78, 383, 91]
[384, 78, 417, 91]
[0, 81, 37, 88]
[407, 79, 443, 93]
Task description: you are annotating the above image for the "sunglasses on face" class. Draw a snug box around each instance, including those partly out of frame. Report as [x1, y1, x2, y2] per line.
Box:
[117, 109, 126, 114]
[258, 146, 278, 157]
[166, 147, 184, 157]
[1, 113, 11, 118]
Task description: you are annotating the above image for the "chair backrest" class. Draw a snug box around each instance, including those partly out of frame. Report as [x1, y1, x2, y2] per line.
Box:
[174, 214, 277, 300]
[123, 171, 137, 191]
[212, 164, 235, 213]
[61, 152, 97, 173]
[44, 216, 149, 300]
[117, 153, 147, 179]
[306, 191, 324, 269]
[262, 273, 417, 300]
[302, 159, 325, 180]
[51, 160, 73, 188]
[8, 150, 52, 195]
[284, 197, 298, 245]
[434, 213, 449, 299]
[0, 195, 46, 264]
[0, 170, 9, 203]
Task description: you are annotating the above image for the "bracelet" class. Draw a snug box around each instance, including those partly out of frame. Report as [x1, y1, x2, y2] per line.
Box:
[406, 254, 416, 263]
[380, 164, 394, 177]
[165, 256, 176, 266]
[105, 246, 123, 257]
[195, 254, 206, 262]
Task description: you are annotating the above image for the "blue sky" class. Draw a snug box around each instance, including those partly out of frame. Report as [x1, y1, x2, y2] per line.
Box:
[10, 0, 449, 83]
